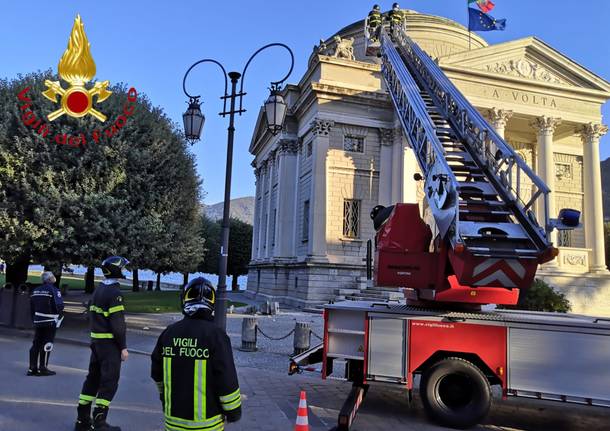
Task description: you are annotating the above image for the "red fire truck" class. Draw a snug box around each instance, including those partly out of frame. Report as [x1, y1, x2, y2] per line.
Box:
[290, 15, 610, 430]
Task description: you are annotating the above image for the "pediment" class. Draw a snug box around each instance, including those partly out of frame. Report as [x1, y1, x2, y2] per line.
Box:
[249, 107, 268, 154]
[438, 37, 610, 92]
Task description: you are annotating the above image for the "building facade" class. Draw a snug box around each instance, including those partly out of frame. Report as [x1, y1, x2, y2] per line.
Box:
[247, 10, 610, 315]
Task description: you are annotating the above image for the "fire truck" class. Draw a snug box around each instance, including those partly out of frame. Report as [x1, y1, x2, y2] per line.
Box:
[290, 13, 610, 430]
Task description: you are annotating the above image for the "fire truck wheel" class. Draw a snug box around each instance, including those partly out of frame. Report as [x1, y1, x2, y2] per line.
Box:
[420, 357, 492, 429]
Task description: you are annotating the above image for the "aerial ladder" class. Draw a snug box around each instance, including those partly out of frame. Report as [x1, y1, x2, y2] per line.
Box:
[364, 19, 579, 305]
[289, 13, 603, 431]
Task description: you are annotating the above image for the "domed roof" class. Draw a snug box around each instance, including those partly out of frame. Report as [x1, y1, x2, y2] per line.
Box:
[329, 9, 487, 62]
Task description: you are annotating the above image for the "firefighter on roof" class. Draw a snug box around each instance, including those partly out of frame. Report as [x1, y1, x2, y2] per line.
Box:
[367, 4, 382, 41]
[74, 256, 129, 431]
[388, 2, 404, 35]
[151, 277, 242, 431]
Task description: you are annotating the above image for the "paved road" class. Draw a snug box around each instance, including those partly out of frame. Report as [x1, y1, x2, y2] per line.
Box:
[2, 330, 610, 431]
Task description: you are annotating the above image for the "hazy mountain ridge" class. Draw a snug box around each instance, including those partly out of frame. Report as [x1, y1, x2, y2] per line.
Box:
[203, 196, 255, 224]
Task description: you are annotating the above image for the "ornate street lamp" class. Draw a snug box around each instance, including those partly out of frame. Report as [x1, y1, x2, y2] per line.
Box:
[264, 85, 288, 135]
[182, 97, 205, 142]
[182, 44, 294, 330]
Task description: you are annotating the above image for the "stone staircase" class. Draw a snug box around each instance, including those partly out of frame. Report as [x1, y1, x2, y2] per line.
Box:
[334, 277, 404, 302]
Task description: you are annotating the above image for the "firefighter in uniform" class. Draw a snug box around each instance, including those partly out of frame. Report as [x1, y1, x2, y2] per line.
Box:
[388, 2, 404, 36]
[28, 271, 64, 376]
[151, 277, 241, 431]
[74, 256, 129, 431]
[367, 4, 382, 41]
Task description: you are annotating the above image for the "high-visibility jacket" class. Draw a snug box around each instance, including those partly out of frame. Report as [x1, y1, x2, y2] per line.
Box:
[88, 279, 127, 349]
[368, 10, 382, 27]
[151, 316, 241, 431]
[30, 283, 64, 326]
[389, 8, 404, 24]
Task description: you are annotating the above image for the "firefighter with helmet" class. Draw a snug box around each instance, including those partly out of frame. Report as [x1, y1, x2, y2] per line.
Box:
[367, 4, 382, 41]
[388, 2, 404, 35]
[74, 256, 129, 431]
[151, 277, 241, 431]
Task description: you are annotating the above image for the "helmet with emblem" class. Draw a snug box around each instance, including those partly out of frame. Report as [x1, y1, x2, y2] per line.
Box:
[101, 256, 130, 279]
[181, 277, 216, 317]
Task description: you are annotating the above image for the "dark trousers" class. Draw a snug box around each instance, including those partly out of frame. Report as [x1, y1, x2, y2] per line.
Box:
[80, 342, 122, 408]
[29, 324, 56, 370]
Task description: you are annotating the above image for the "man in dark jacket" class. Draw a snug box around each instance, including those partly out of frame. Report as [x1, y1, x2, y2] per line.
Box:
[151, 278, 241, 431]
[74, 256, 129, 431]
[28, 271, 64, 376]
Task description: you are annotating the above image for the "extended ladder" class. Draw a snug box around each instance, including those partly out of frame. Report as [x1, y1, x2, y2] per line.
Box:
[373, 25, 554, 288]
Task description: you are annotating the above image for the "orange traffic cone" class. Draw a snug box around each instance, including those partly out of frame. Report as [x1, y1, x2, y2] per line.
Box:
[294, 390, 310, 431]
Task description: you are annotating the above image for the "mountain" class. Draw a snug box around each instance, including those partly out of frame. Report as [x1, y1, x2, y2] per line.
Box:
[603, 158, 610, 220]
[203, 196, 255, 225]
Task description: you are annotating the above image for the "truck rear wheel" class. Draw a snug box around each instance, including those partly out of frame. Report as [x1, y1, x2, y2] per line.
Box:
[420, 357, 491, 429]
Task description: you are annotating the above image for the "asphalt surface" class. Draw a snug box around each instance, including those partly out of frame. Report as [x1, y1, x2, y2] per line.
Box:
[2, 295, 610, 431]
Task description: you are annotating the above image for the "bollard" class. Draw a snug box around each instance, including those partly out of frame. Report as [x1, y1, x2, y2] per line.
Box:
[13, 284, 33, 329]
[241, 317, 258, 352]
[0, 284, 15, 326]
[293, 322, 311, 356]
[61, 283, 69, 297]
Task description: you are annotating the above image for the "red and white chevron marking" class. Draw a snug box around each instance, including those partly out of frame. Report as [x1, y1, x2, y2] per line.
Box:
[471, 258, 526, 288]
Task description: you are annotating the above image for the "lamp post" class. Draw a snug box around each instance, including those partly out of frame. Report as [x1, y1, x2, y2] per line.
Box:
[182, 44, 294, 330]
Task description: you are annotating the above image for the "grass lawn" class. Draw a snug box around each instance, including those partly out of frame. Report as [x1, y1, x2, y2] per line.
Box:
[123, 291, 247, 314]
[0, 273, 88, 290]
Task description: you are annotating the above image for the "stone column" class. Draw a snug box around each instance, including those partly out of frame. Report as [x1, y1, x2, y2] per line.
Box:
[581, 123, 609, 273]
[275, 139, 299, 258]
[487, 107, 513, 139]
[530, 116, 561, 249]
[256, 161, 269, 259]
[391, 128, 403, 204]
[308, 119, 333, 259]
[378, 128, 393, 206]
[264, 154, 276, 259]
[251, 165, 262, 261]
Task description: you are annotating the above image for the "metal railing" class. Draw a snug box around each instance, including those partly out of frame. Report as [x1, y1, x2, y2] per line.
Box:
[391, 27, 550, 249]
[380, 30, 460, 243]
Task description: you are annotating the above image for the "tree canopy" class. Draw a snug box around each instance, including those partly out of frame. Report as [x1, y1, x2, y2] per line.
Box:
[0, 71, 203, 285]
[199, 215, 252, 290]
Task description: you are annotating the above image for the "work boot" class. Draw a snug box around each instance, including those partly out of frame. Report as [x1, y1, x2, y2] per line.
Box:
[93, 407, 121, 431]
[38, 368, 57, 376]
[75, 404, 93, 431]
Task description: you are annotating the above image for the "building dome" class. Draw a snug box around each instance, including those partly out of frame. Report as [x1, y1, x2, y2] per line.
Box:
[328, 9, 487, 62]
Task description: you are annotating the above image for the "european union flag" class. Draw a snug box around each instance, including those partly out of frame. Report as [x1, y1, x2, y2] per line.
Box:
[468, 7, 506, 31]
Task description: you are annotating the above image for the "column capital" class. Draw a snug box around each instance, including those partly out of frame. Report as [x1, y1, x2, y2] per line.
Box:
[311, 118, 334, 136]
[530, 116, 562, 135]
[278, 138, 299, 154]
[579, 122, 608, 142]
[486, 107, 513, 127]
[378, 127, 394, 146]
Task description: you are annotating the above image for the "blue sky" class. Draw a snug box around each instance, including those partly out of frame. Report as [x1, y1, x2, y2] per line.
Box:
[1, 1, 608, 204]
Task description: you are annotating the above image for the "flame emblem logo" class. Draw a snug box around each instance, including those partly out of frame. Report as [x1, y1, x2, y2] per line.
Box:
[42, 15, 111, 122]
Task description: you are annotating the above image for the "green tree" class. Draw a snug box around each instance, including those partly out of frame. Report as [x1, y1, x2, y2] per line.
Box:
[227, 218, 253, 290]
[499, 279, 571, 313]
[0, 71, 202, 287]
[199, 215, 220, 275]
[604, 222, 610, 271]
[198, 216, 252, 290]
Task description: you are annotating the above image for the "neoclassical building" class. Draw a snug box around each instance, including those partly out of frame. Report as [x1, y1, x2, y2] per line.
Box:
[246, 10, 610, 315]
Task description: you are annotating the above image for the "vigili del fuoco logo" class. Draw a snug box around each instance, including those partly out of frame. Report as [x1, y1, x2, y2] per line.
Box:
[17, 14, 138, 147]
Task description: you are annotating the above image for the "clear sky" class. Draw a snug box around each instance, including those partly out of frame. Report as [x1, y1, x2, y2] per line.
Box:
[1, 1, 608, 204]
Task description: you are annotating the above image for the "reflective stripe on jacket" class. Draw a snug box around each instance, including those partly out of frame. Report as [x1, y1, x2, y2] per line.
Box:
[88, 280, 127, 349]
[151, 316, 241, 431]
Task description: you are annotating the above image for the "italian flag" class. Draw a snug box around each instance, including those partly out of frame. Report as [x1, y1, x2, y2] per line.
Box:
[468, 0, 495, 13]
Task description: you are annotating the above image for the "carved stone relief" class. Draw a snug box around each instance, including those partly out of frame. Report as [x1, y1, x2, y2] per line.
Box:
[483, 59, 568, 85]
[311, 119, 334, 136]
